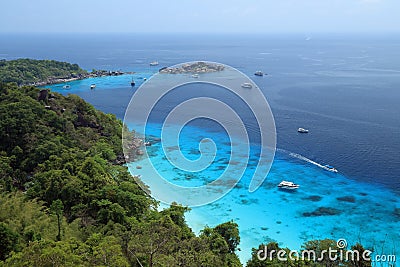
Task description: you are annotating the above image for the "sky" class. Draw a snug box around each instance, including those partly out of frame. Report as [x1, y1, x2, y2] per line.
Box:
[0, 0, 399, 34]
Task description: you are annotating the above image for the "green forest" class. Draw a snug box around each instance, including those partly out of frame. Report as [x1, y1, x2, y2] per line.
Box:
[0, 60, 372, 266]
[0, 59, 87, 85]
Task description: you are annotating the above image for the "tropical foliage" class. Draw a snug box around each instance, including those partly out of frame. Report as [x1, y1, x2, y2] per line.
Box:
[0, 82, 241, 266]
[0, 59, 87, 85]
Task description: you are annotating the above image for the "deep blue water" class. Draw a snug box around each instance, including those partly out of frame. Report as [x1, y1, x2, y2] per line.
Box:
[1, 33, 399, 261]
[2, 33, 398, 190]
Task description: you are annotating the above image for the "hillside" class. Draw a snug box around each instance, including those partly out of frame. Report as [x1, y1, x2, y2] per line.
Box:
[0, 58, 88, 86]
[0, 82, 242, 266]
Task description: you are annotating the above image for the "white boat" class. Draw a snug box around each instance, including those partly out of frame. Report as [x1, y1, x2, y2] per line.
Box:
[90, 84, 96, 89]
[241, 82, 253, 89]
[63, 85, 70, 89]
[191, 74, 199, 78]
[322, 165, 338, 173]
[150, 61, 159, 66]
[298, 127, 309, 133]
[278, 181, 300, 190]
[254, 71, 264, 76]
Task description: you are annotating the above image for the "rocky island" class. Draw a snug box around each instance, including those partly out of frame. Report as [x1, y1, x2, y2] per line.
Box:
[159, 61, 225, 74]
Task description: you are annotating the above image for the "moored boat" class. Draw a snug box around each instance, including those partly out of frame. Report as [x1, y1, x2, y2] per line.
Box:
[150, 61, 159, 66]
[254, 71, 264, 76]
[241, 82, 253, 89]
[90, 84, 96, 89]
[278, 181, 300, 190]
[298, 127, 309, 133]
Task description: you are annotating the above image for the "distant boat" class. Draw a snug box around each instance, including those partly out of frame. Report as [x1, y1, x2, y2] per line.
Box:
[143, 78, 147, 81]
[254, 71, 264, 76]
[150, 61, 159, 66]
[278, 181, 300, 190]
[191, 74, 199, 78]
[130, 78, 135, 87]
[90, 84, 96, 89]
[322, 165, 338, 173]
[297, 128, 309, 133]
[241, 82, 253, 89]
[63, 85, 70, 89]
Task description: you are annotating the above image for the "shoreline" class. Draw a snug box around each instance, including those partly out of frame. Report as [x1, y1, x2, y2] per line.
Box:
[30, 70, 135, 87]
[124, 122, 400, 264]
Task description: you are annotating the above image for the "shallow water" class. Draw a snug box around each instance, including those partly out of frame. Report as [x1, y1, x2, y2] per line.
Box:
[17, 33, 399, 262]
[41, 70, 400, 262]
[127, 122, 400, 262]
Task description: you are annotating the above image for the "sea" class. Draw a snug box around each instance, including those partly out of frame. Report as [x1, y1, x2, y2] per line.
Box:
[1, 33, 399, 263]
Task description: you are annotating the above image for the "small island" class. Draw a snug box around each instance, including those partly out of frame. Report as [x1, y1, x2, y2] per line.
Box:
[0, 58, 132, 86]
[159, 61, 225, 74]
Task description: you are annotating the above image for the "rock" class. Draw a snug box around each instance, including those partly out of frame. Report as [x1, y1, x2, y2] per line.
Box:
[302, 207, 342, 217]
[336, 196, 356, 203]
[303, 195, 323, 202]
[38, 89, 49, 101]
[394, 208, 400, 219]
[159, 62, 225, 74]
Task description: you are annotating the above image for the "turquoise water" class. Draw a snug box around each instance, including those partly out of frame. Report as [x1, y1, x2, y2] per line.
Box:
[129, 122, 400, 263]
[45, 74, 400, 263]
[45, 73, 400, 263]
[48, 72, 154, 92]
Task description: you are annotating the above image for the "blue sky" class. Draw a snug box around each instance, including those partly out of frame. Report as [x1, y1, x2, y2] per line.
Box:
[0, 0, 399, 33]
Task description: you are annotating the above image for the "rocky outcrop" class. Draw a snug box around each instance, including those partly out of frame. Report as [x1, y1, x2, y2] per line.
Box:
[38, 89, 49, 101]
[159, 62, 224, 74]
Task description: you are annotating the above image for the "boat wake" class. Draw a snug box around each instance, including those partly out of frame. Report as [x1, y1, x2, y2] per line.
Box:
[277, 149, 338, 173]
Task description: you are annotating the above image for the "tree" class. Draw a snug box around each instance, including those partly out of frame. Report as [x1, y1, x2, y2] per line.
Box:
[128, 216, 180, 267]
[0, 223, 19, 260]
[0, 152, 14, 191]
[301, 239, 346, 266]
[214, 221, 240, 254]
[50, 199, 64, 241]
[3, 239, 86, 267]
[86, 234, 129, 267]
[161, 202, 194, 239]
[345, 243, 371, 267]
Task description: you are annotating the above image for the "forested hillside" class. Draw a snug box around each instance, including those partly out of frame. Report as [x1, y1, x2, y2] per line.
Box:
[0, 59, 87, 85]
[0, 82, 242, 266]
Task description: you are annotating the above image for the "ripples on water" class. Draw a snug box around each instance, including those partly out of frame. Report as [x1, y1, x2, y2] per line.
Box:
[12, 33, 398, 261]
